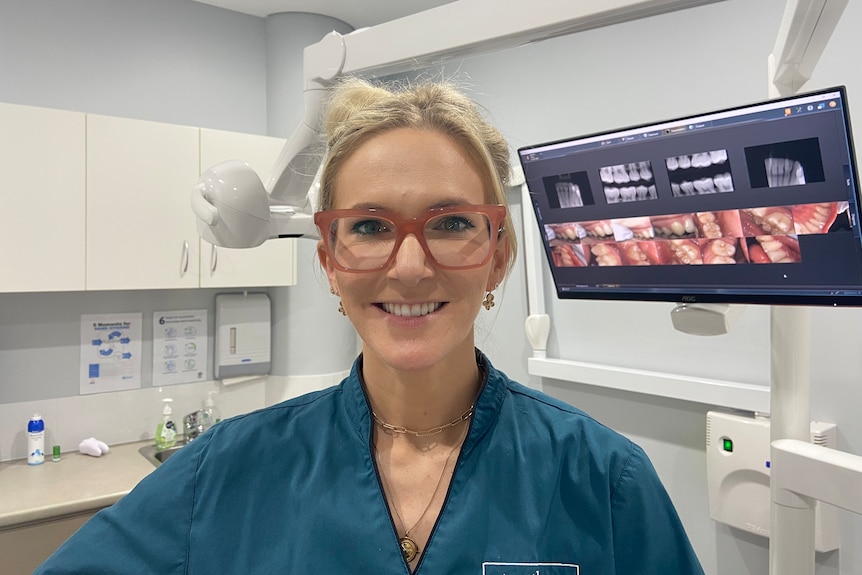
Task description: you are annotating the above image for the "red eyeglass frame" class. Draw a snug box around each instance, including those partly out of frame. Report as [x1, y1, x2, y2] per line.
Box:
[314, 204, 507, 272]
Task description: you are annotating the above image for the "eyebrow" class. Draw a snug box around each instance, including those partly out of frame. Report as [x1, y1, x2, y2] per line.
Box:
[344, 198, 472, 211]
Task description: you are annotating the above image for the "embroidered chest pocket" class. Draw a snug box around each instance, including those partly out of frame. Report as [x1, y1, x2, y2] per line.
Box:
[482, 562, 580, 575]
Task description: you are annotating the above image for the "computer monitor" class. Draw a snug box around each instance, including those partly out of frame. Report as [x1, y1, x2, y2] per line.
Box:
[518, 86, 862, 306]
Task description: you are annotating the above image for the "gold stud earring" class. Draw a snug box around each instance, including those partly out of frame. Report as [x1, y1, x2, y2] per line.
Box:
[482, 292, 495, 311]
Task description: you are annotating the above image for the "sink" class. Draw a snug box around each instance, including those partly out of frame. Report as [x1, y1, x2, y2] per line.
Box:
[138, 440, 188, 467]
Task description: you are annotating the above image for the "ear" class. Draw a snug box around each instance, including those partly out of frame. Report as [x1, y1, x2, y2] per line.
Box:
[486, 236, 511, 292]
[317, 240, 339, 291]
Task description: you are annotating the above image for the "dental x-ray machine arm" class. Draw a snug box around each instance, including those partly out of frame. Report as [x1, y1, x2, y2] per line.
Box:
[191, 0, 728, 249]
[766, 2, 860, 575]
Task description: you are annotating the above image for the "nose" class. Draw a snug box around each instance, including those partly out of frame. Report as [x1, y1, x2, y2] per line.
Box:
[388, 233, 433, 285]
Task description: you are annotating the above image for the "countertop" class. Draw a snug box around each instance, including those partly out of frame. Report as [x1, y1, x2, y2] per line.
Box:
[0, 440, 156, 529]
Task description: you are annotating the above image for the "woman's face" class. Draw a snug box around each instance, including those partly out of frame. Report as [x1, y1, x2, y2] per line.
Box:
[319, 127, 508, 373]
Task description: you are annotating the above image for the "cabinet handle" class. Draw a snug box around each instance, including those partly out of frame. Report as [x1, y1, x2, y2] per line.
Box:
[181, 240, 189, 276]
[211, 244, 218, 273]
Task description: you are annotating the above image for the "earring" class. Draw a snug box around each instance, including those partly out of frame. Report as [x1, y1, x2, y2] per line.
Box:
[482, 291, 495, 311]
[330, 287, 346, 315]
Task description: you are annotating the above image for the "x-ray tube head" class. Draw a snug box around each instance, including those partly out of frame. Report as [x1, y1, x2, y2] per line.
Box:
[191, 160, 271, 248]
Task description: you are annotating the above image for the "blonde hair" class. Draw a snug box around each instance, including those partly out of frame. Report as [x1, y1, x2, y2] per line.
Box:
[319, 77, 517, 277]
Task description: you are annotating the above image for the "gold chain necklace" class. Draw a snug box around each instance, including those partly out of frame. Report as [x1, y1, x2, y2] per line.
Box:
[375, 419, 470, 564]
[372, 405, 474, 437]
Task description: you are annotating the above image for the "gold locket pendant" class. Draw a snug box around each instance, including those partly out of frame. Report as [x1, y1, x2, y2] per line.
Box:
[400, 536, 419, 562]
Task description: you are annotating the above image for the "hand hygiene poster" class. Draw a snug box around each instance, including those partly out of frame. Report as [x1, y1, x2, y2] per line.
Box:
[152, 309, 207, 386]
[80, 313, 142, 395]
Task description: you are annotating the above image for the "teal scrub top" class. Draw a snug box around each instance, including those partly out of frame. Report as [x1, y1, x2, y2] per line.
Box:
[36, 351, 704, 574]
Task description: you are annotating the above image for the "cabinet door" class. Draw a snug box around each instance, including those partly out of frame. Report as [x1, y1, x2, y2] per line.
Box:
[0, 511, 96, 574]
[0, 104, 85, 292]
[86, 115, 200, 290]
[199, 129, 296, 288]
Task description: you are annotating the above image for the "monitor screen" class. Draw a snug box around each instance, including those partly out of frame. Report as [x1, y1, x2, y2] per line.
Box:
[518, 86, 862, 306]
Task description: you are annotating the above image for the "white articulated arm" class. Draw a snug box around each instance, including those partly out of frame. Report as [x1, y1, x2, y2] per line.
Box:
[769, 0, 848, 97]
[192, 0, 728, 248]
[772, 439, 862, 515]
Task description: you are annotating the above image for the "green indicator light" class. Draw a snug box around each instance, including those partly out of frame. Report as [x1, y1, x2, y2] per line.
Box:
[723, 438, 733, 452]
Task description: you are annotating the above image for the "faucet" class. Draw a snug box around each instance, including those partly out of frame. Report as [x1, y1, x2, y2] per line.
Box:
[183, 410, 204, 441]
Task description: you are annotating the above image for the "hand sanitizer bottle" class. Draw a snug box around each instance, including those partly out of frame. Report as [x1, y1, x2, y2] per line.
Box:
[155, 398, 177, 450]
[200, 391, 221, 432]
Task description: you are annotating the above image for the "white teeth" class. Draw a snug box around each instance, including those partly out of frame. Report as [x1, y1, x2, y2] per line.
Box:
[620, 186, 637, 201]
[383, 303, 441, 317]
[613, 165, 630, 184]
[714, 173, 734, 193]
[710, 149, 728, 164]
[600, 166, 615, 184]
[680, 181, 695, 196]
[677, 155, 692, 170]
[692, 153, 711, 168]
[639, 162, 653, 181]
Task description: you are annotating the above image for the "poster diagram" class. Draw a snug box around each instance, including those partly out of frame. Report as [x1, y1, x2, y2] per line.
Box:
[80, 313, 142, 395]
[153, 309, 208, 386]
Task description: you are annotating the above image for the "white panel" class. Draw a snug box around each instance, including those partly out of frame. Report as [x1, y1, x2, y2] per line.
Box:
[0, 104, 85, 292]
[86, 115, 200, 290]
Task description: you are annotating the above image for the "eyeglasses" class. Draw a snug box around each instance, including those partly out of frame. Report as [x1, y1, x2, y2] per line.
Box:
[314, 205, 507, 272]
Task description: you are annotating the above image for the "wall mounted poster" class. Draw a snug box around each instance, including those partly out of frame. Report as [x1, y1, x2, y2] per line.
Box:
[152, 309, 207, 386]
[80, 313, 142, 395]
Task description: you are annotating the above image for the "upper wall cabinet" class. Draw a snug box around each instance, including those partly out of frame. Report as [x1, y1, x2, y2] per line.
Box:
[1, 104, 295, 292]
[199, 129, 296, 288]
[0, 104, 86, 292]
[86, 114, 201, 290]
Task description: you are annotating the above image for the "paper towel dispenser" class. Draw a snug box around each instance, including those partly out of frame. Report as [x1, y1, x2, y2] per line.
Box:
[215, 293, 271, 380]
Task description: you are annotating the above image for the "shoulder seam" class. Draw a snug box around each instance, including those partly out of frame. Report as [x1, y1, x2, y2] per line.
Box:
[610, 440, 637, 503]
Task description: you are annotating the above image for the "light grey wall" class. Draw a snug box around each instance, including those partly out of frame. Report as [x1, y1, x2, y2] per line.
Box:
[0, 0, 267, 133]
[0, 0, 270, 404]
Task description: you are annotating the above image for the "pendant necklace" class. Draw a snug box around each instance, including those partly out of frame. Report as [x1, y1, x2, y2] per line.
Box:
[375, 416, 470, 564]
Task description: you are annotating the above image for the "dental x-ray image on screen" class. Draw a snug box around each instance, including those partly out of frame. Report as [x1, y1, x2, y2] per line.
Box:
[543, 172, 595, 208]
[666, 149, 735, 197]
[518, 86, 862, 306]
[599, 161, 657, 204]
[744, 137, 826, 189]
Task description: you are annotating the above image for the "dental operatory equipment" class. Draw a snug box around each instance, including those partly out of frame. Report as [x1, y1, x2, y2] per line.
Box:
[190, 0, 729, 249]
[189, 2, 859, 575]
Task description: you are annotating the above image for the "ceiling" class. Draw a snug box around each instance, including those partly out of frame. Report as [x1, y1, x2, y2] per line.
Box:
[192, 0, 456, 29]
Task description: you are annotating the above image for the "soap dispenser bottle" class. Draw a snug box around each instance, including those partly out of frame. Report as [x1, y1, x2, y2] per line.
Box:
[155, 398, 177, 450]
[200, 391, 221, 432]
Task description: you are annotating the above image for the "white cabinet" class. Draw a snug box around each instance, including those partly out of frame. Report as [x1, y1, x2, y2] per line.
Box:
[86, 114, 200, 290]
[199, 129, 296, 288]
[1, 105, 295, 292]
[0, 104, 85, 292]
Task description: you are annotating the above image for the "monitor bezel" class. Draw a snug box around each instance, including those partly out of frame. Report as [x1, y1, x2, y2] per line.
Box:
[518, 85, 862, 307]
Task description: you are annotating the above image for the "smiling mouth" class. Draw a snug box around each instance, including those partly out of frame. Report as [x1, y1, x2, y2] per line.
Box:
[380, 302, 444, 317]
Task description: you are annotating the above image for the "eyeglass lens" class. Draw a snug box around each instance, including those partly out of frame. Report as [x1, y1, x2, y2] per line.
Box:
[329, 211, 494, 270]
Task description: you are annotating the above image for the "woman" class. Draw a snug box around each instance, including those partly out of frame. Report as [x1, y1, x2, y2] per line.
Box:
[36, 79, 703, 574]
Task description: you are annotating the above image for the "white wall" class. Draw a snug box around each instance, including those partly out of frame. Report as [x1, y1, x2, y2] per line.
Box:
[1, 1, 861, 573]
